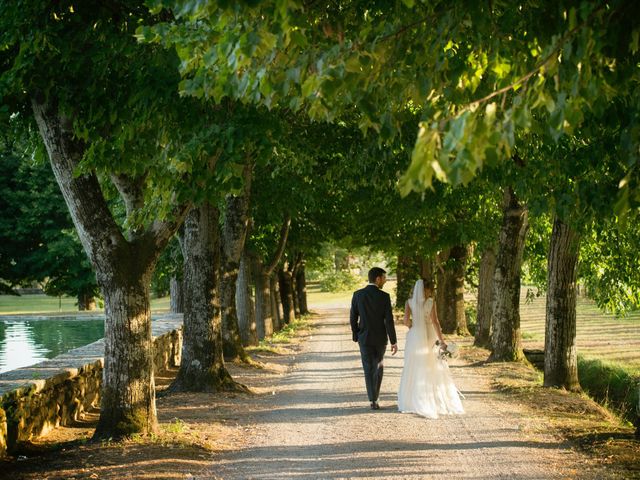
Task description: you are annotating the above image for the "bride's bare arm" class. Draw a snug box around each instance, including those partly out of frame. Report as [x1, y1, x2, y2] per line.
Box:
[431, 301, 447, 346]
[404, 300, 412, 328]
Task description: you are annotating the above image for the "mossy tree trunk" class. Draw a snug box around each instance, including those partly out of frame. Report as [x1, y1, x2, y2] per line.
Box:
[490, 188, 529, 362]
[544, 217, 581, 391]
[32, 97, 188, 439]
[220, 163, 252, 361]
[169, 276, 184, 314]
[236, 251, 258, 346]
[169, 203, 236, 392]
[253, 215, 290, 338]
[475, 245, 497, 348]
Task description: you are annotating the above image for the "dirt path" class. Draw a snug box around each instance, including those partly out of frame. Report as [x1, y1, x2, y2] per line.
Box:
[197, 306, 603, 480]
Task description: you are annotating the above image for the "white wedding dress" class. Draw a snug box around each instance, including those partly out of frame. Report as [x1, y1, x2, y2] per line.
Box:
[397, 280, 465, 418]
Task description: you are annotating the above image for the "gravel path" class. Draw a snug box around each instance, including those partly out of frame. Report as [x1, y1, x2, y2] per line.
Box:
[198, 306, 598, 480]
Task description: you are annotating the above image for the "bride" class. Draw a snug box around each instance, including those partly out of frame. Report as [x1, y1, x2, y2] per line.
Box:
[398, 279, 464, 418]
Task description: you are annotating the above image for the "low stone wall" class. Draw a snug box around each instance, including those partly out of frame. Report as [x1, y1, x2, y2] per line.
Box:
[0, 314, 182, 457]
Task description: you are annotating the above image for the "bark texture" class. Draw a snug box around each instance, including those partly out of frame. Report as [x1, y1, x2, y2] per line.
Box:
[295, 257, 309, 315]
[271, 274, 282, 331]
[236, 252, 258, 346]
[32, 97, 187, 439]
[169, 276, 184, 314]
[278, 266, 295, 326]
[169, 203, 235, 392]
[544, 218, 581, 391]
[490, 188, 529, 362]
[253, 215, 290, 338]
[254, 260, 273, 340]
[77, 292, 96, 311]
[475, 246, 497, 348]
[220, 164, 252, 360]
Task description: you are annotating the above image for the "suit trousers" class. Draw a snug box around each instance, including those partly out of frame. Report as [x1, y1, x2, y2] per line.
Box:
[358, 341, 387, 402]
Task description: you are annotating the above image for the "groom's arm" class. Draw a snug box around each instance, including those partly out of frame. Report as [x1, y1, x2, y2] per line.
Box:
[384, 294, 398, 347]
[350, 292, 359, 342]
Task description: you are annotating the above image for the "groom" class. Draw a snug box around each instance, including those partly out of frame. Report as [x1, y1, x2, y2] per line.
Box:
[350, 267, 398, 410]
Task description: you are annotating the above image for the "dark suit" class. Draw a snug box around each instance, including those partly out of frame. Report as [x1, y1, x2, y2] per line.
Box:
[350, 284, 397, 402]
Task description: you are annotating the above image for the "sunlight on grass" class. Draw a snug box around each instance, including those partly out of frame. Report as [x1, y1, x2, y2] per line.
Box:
[0, 294, 172, 315]
[306, 280, 397, 309]
[520, 292, 640, 373]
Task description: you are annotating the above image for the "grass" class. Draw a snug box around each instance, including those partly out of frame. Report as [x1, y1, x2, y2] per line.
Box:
[266, 315, 311, 344]
[577, 356, 640, 422]
[0, 294, 171, 315]
[519, 290, 640, 423]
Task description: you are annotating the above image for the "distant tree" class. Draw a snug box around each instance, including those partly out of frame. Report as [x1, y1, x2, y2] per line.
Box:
[0, 135, 99, 308]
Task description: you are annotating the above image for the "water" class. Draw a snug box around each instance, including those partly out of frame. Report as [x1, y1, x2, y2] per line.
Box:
[0, 316, 105, 373]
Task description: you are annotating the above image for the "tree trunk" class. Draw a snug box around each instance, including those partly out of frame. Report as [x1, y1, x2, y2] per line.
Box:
[490, 188, 529, 362]
[291, 268, 300, 318]
[32, 97, 188, 439]
[475, 246, 497, 348]
[98, 273, 158, 436]
[236, 252, 258, 346]
[169, 276, 184, 314]
[254, 258, 273, 340]
[435, 249, 453, 333]
[271, 273, 282, 331]
[544, 217, 581, 391]
[296, 259, 309, 315]
[252, 215, 290, 338]
[220, 166, 252, 361]
[169, 203, 235, 392]
[278, 266, 295, 325]
[77, 292, 96, 311]
[418, 256, 435, 283]
[396, 253, 418, 308]
[451, 245, 470, 335]
[437, 246, 468, 335]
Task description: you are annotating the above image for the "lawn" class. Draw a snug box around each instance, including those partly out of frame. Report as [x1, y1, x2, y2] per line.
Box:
[519, 290, 640, 373]
[0, 294, 171, 315]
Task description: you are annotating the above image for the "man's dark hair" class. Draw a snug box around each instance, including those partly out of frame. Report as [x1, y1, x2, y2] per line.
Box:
[368, 267, 386, 283]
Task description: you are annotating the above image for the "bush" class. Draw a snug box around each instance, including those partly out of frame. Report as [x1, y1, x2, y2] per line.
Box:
[465, 302, 477, 336]
[578, 356, 639, 422]
[319, 271, 362, 292]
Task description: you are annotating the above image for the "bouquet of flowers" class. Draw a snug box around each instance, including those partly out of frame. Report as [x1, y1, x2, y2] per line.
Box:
[435, 340, 459, 360]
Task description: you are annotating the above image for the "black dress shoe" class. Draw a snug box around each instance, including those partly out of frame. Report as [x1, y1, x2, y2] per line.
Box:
[371, 401, 380, 410]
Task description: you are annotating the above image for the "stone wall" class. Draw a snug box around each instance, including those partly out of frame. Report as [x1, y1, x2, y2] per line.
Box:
[0, 315, 182, 457]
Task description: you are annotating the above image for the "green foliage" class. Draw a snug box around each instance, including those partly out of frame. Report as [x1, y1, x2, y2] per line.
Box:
[578, 355, 639, 422]
[580, 217, 640, 314]
[151, 236, 183, 297]
[0, 132, 99, 302]
[142, 0, 639, 211]
[318, 271, 362, 293]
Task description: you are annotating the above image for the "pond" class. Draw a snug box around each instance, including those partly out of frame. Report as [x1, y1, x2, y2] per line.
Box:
[0, 316, 105, 374]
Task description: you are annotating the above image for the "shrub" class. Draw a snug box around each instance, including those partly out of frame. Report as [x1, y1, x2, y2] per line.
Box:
[319, 271, 362, 292]
[578, 355, 639, 422]
[464, 302, 477, 336]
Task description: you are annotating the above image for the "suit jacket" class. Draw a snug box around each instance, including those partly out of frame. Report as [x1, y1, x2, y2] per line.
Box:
[350, 284, 397, 346]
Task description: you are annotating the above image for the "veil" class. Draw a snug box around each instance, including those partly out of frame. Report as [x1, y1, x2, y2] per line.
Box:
[408, 279, 427, 334]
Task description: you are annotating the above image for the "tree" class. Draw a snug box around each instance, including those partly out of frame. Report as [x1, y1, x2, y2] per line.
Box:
[142, 0, 639, 211]
[0, 1, 232, 437]
[490, 187, 529, 362]
[0, 133, 99, 307]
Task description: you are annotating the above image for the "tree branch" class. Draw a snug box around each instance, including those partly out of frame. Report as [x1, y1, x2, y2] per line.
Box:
[265, 214, 291, 275]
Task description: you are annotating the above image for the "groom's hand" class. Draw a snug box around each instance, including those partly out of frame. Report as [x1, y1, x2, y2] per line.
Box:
[391, 344, 398, 355]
